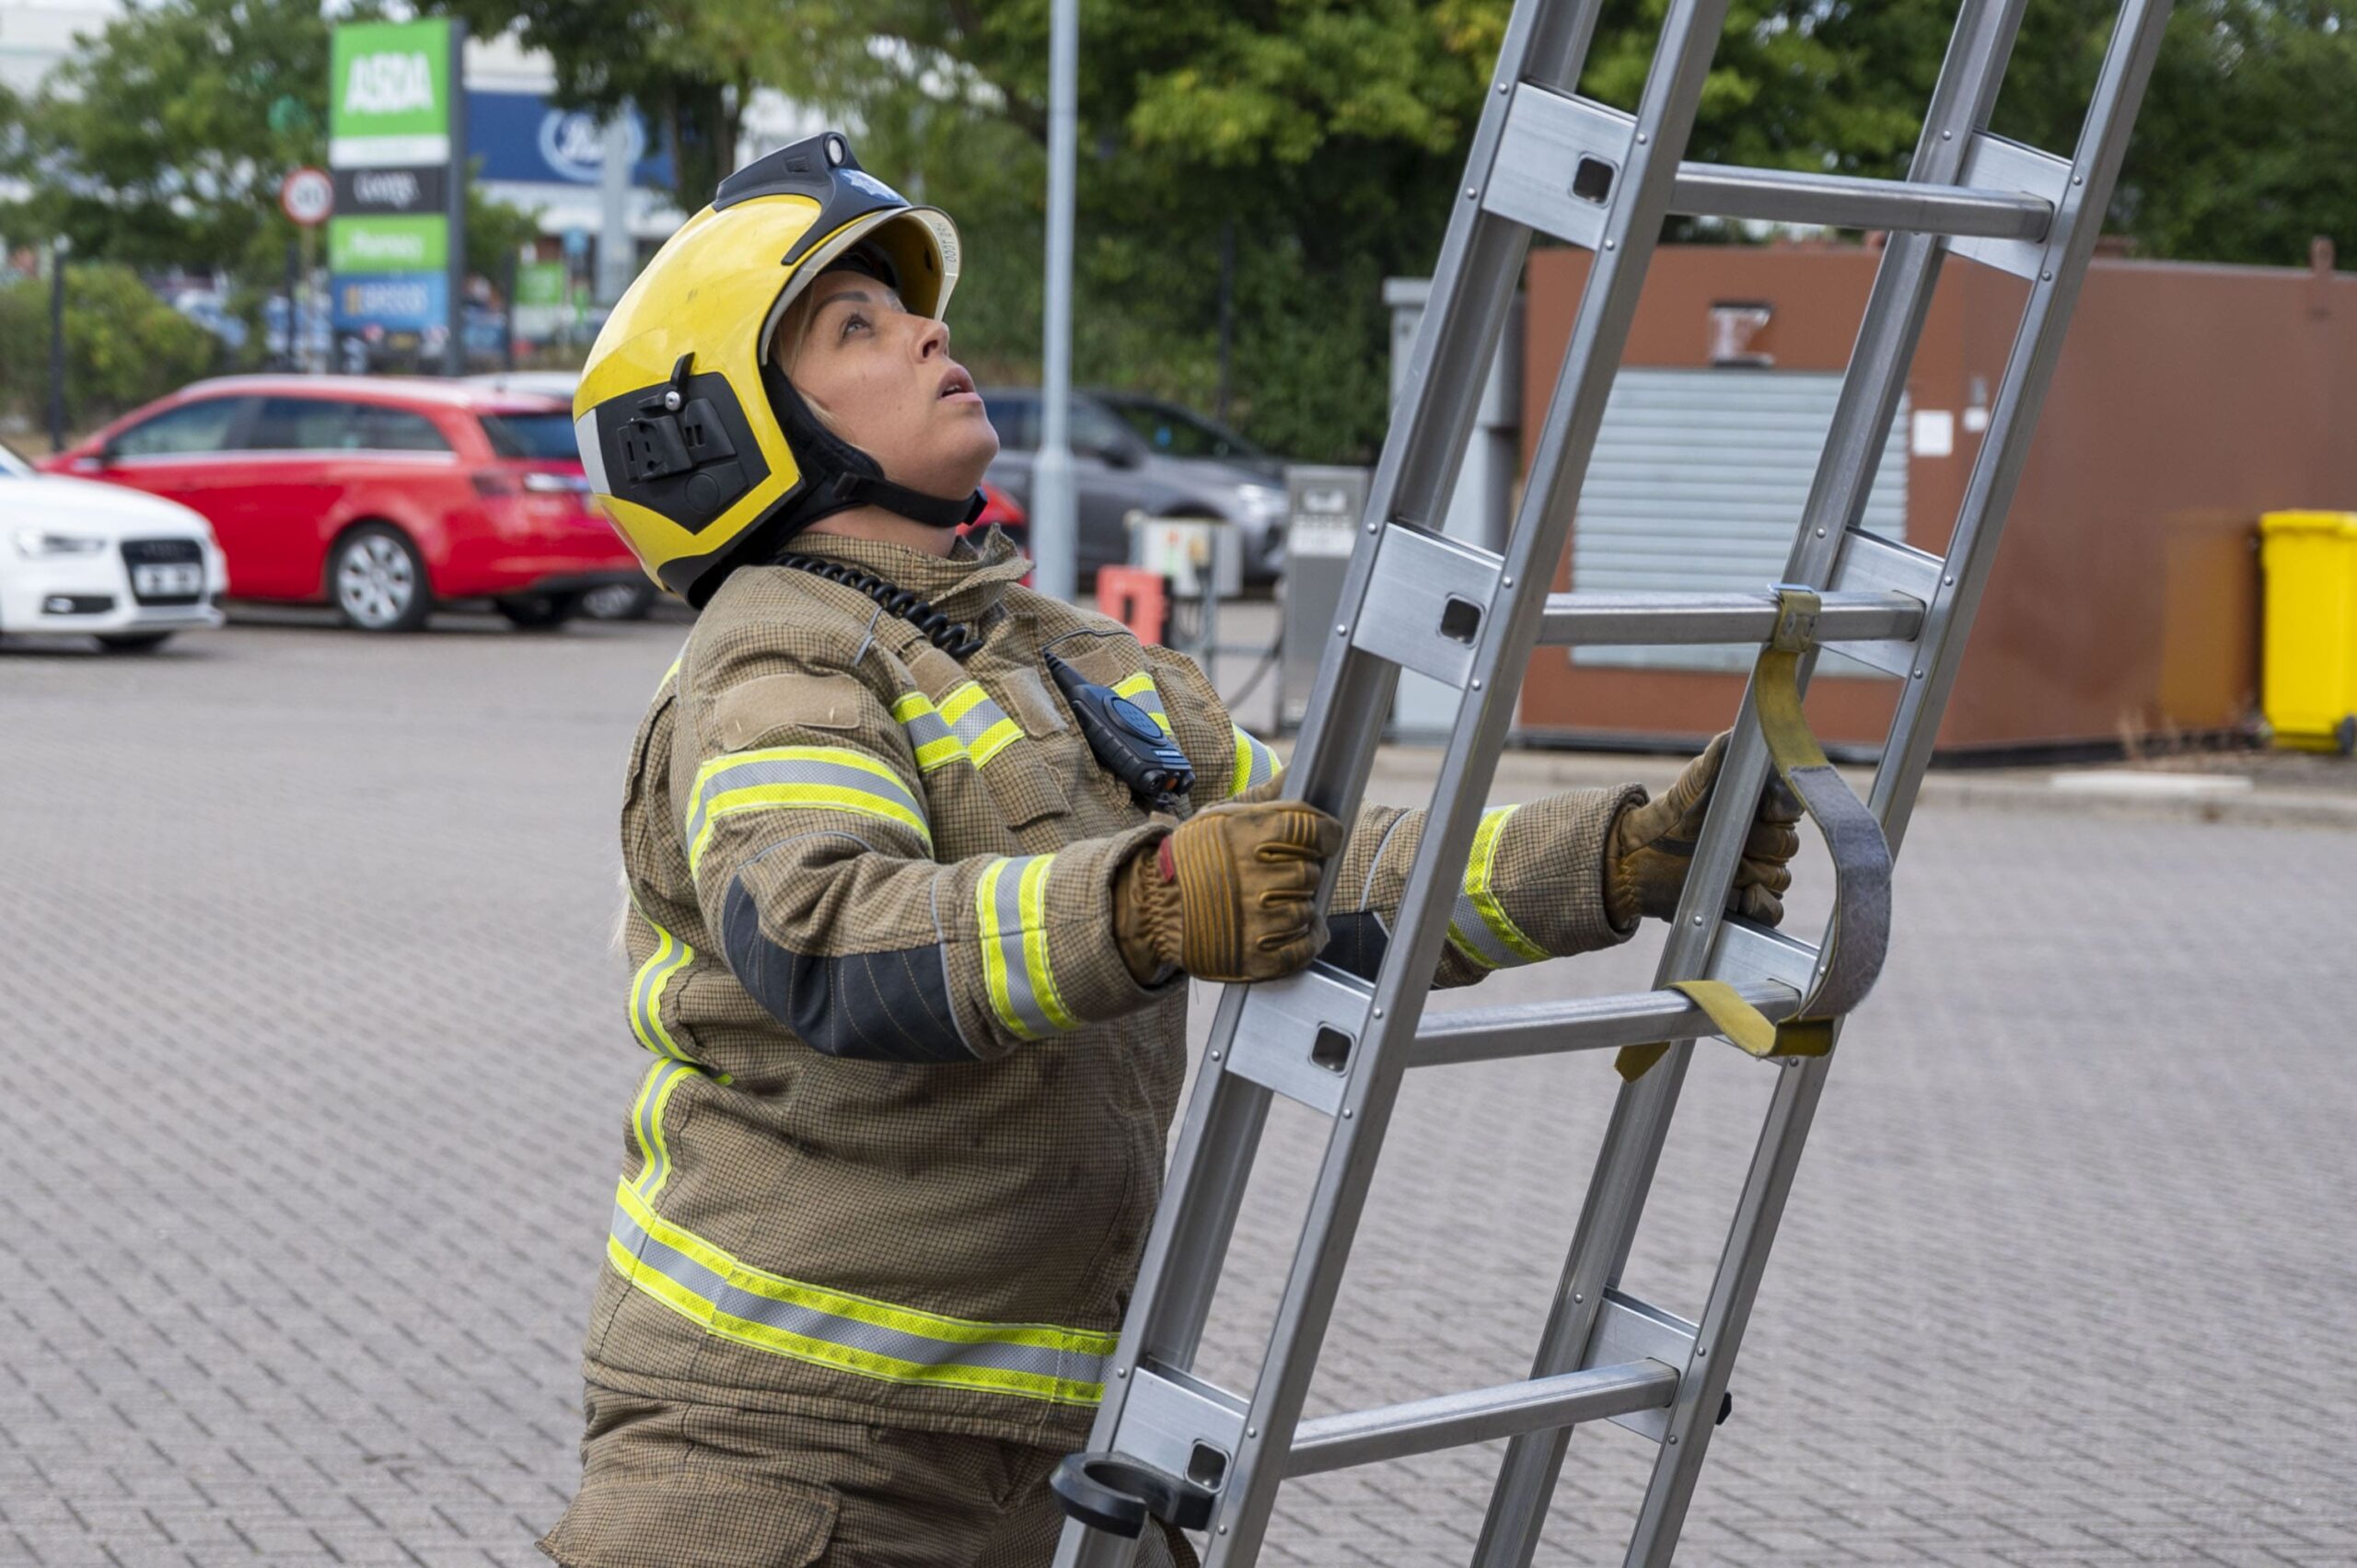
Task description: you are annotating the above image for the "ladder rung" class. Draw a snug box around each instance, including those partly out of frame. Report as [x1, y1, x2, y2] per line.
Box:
[1485, 82, 2067, 254]
[1284, 1362, 1679, 1478]
[1536, 588, 1925, 649]
[1669, 161, 2050, 240]
[1410, 981, 1800, 1070]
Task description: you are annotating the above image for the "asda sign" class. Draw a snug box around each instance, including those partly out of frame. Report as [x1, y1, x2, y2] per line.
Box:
[326, 16, 464, 355]
[330, 19, 453, 161]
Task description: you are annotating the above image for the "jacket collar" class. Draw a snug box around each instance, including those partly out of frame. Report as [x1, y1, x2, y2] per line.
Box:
[788, 526, 1032, 625]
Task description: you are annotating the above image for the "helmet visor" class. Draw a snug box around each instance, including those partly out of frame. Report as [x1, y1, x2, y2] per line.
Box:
[758, 206, 961, 365]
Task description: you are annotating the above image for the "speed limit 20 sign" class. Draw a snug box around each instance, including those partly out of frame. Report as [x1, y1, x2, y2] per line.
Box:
[280, 167, 335, 227]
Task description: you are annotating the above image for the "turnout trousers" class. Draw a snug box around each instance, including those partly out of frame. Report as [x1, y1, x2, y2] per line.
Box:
[540, 1388, 1199, 1568]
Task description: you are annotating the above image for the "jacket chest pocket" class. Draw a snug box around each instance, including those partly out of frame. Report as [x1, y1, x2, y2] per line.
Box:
[899, 644, 1074, 849]
[979, 742, 1074, 850]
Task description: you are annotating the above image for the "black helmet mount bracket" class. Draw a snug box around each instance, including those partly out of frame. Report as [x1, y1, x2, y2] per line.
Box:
[598, 352, 770, 537]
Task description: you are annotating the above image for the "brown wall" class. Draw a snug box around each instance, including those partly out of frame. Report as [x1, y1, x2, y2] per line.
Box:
[1515, 243, 2357, 752]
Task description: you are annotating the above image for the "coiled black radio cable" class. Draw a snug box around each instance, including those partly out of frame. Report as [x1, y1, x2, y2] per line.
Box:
[776, 552, 985, 660]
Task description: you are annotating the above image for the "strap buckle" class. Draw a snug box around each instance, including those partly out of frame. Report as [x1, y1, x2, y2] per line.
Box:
[1769, 583, 1821, 654]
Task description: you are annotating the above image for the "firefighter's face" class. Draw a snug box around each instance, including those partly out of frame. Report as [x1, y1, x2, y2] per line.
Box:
[775, 267, 998, 500]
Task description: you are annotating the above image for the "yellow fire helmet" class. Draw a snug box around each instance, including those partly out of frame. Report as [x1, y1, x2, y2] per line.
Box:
[573, 131, 979, 605]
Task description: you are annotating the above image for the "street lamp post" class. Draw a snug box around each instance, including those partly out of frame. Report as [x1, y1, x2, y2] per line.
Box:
[1030, 0, 1080, 604]
[46, 234, 71, 452]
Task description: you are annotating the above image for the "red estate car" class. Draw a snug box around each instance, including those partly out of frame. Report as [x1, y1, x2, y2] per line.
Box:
[44, 376, 640, 632]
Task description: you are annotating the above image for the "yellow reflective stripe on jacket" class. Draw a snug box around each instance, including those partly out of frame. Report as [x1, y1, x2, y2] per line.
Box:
[975, 854, 1078, 1039]
[940, 680, 1023, 766]
[605, 1059, 1112, 1406]
[1445, 806, 1550, 970]
[626, 1058, 697, 1203]
[627, 899, 696, 1063]
[890, 691, 966, 774]
[1229, 724, 1279, 796]
[1112, 672, 1171, 735]
[684, 746, 930, 878]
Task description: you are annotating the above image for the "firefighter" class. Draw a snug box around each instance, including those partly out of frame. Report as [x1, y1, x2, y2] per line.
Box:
[542, 132, 1799, 1568]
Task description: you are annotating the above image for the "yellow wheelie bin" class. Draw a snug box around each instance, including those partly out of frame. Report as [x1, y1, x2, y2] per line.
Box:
[2258, 510, 2357, 754]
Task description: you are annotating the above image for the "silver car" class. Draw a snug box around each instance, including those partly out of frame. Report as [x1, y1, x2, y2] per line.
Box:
[979, 389, 1289, 586]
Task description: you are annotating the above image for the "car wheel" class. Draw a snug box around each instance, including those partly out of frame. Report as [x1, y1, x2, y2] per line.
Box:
[494, 592, 581, 630]
[331, 525, 433, 633]
[579, 581, 657, 621]
[97, 632, 173, 654]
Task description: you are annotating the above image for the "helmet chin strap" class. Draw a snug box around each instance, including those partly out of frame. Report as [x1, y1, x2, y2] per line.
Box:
[763, 363, 985, 537]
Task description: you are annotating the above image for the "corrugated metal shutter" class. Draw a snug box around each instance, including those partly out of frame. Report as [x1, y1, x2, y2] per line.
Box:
[1570, 368, 1909, 675]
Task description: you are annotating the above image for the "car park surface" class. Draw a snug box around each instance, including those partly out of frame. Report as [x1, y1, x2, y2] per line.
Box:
[4, 612, 2352, 1565]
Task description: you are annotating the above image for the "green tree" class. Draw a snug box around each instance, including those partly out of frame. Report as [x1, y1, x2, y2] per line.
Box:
[0, 262, 224, 430]
[422, 0, 757, 208]
[0, 0, 547, 349]
[469, 180, 546, 285]
[496, 1, 2357, 462]
[680, 0, 1512, 460]
[0, 0, 354, 268]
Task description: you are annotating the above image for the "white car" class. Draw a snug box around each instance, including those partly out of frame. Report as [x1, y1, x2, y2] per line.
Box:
[1, 437, 227, 652]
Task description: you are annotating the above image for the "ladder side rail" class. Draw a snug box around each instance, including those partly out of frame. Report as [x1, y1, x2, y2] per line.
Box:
[1282, 0, 1608, 840]
[1070, 0, 1602, 1481]
[1617, 1051, 1831, 1564]
[1469, 0, 2039, 1559]
[1121, 994, 1275, 1370]
[1060, 0, 1634, 1553]
[1618, 7, 2175, 1561]
[1377, 0, 1618, 529]
[1868, 0, 2173, 857]
[1199, 3, 1742, 1562]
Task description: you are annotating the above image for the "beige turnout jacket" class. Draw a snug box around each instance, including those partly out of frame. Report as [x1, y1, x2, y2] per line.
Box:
[581, 528, 1641, 1450]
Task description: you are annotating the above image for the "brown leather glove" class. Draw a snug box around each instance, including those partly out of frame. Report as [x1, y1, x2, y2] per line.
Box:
[1605, 732, 1802, 929]
[1114, 788, 1343, 984]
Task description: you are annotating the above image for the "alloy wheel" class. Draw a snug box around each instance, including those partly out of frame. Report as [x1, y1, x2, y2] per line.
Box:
[337, 534, 418, 630]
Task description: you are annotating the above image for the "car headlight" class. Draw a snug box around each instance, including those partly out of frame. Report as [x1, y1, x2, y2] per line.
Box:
[14, 529, 108, 559]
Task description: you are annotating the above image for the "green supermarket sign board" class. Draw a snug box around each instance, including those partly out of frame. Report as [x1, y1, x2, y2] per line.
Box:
[330, 18, 452, 146]
[329, 215, 449, 273]
[328, 18, 457, 290]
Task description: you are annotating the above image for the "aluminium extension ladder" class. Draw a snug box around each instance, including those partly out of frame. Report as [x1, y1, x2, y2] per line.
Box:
[1052, 0, 2171, 1562]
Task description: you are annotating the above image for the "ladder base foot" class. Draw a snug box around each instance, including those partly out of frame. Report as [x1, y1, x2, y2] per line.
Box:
[1051, 1452, 1216, 1538]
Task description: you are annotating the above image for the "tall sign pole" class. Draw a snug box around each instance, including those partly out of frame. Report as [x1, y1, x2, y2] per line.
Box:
[46, 235, 70, 451]
[279, 167, 335, 373]
[1030, 0, 1080, 604]
[443, 17, 468, 377]
[596, 112, 635, 305]
[328, 17, 464, 374]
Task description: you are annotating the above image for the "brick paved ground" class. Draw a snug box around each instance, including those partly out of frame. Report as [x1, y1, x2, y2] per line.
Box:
[3, 610, 2352, 1566]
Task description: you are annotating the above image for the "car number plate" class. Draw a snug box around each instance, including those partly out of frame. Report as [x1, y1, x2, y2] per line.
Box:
[134, 563, 204, 597]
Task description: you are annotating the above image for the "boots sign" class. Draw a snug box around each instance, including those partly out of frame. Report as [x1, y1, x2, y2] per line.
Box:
[327, 17, 466, 367]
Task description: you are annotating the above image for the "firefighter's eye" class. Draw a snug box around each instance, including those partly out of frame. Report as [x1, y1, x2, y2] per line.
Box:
[840, 311, 872, 340]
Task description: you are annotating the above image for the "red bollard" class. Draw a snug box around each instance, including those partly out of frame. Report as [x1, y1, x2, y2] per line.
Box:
[1095, 565, 1167, 646]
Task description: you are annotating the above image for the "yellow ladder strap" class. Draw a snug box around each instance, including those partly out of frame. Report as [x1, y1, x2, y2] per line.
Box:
[1615, 587, 1892, 1082]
